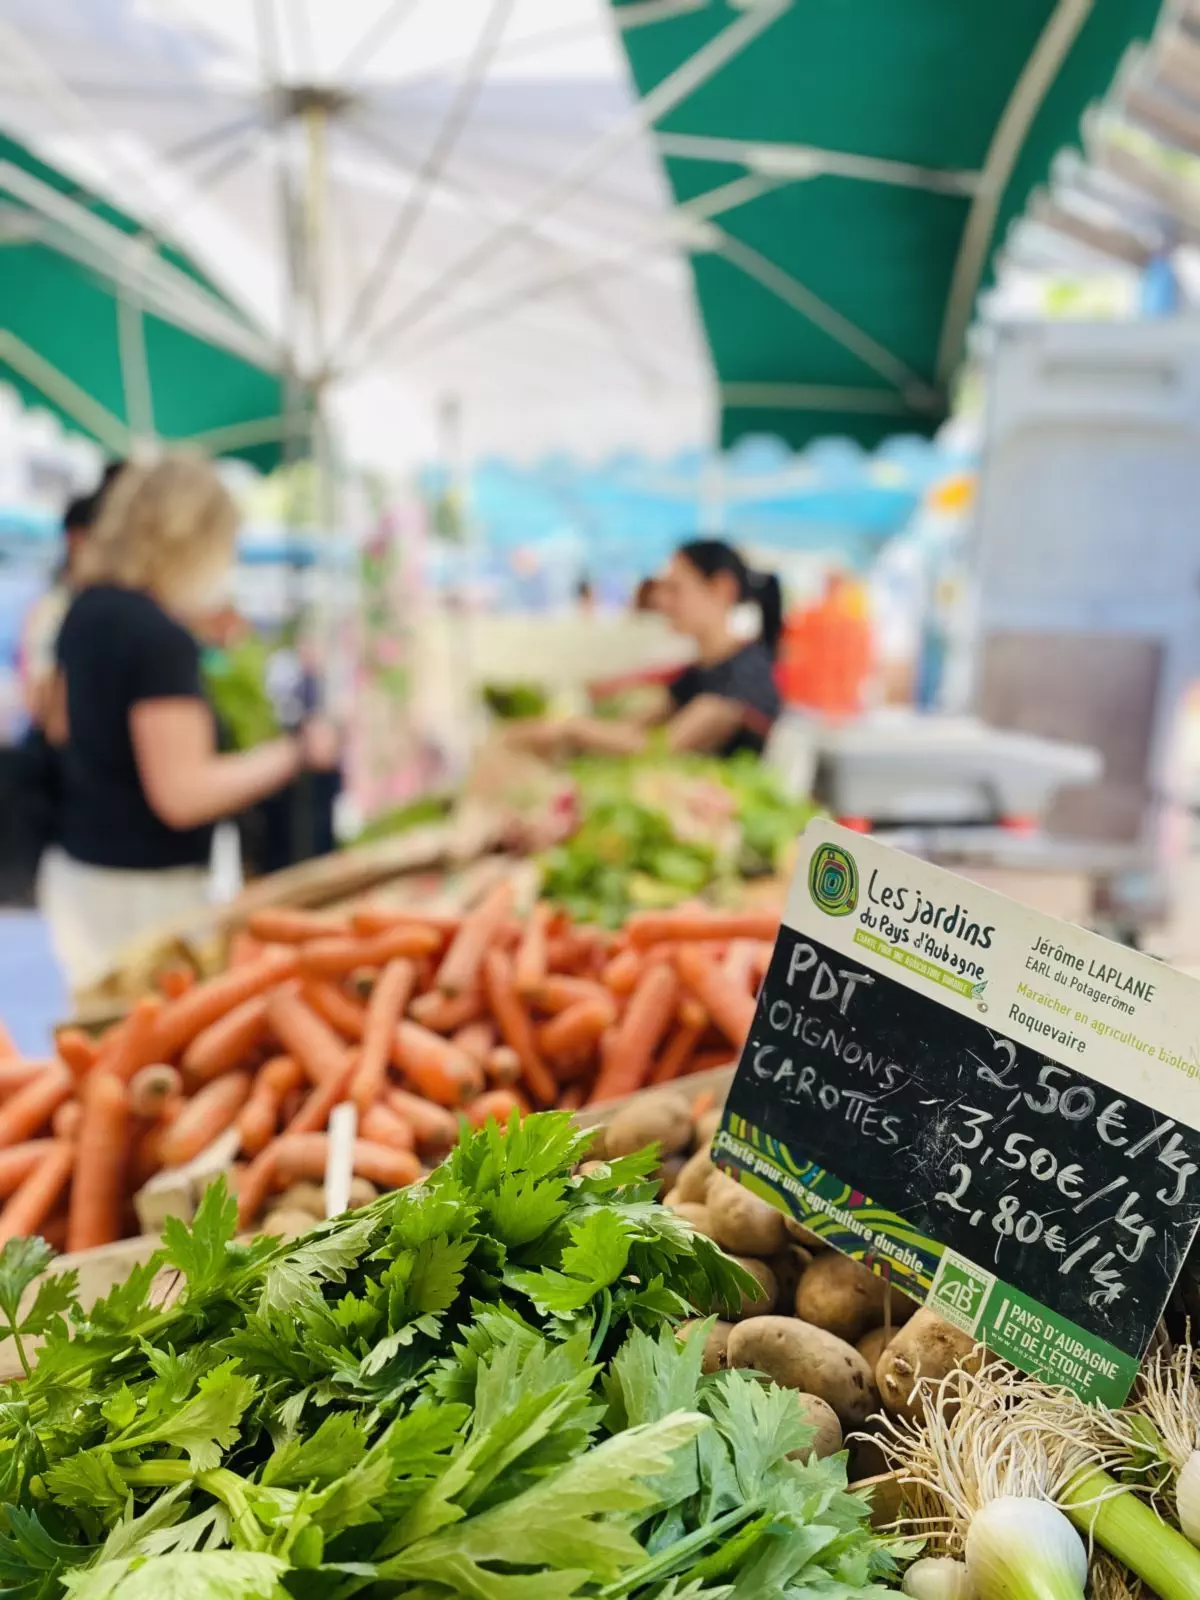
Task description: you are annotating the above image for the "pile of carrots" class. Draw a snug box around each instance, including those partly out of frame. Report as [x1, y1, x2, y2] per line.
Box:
[0, 887, 779, 1255]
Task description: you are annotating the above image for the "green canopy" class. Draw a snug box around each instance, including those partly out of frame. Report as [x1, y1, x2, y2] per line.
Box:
[0, 131, 293, 470]
[615, 0, 1163, 448]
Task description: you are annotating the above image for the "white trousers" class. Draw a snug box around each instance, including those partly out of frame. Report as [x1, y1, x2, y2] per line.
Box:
[38, 848, 210, 994]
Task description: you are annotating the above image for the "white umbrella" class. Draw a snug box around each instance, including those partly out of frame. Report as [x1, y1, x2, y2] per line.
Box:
[0, 0, 734, 467]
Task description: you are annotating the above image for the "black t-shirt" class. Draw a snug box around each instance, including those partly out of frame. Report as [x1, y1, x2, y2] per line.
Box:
[668, 640, 781, 757]
[56, 585, 214, 870]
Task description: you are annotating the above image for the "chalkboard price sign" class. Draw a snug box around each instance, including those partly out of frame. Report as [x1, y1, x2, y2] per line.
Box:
[716, 822, 1200, 1404]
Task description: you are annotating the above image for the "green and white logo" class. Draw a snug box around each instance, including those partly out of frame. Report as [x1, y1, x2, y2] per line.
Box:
[809, 843, 859, 917]
[928, 1251, 994, 1335]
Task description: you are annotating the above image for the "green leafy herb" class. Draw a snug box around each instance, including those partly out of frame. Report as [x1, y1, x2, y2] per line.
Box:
[0, 1114, 904, 1597]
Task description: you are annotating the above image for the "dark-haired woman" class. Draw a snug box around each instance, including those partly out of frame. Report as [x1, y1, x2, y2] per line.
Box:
[509, 539, 782, 759]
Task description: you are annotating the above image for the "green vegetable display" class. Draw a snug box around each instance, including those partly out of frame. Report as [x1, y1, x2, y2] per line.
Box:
[540, 753, 814, 926]
[0, 1115, 906, 1598]
[482, 683, 550, 721]
[204, 638, 280, 752]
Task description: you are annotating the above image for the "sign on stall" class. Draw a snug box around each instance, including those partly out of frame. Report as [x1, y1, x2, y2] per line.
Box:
[715, 819, 1200, 1405]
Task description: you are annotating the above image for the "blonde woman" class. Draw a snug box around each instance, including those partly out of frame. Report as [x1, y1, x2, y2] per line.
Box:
[41, 452, 337, 988]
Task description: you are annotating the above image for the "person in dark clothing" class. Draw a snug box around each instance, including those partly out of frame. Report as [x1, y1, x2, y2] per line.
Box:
[41, 453, 338, 987]
[508, 538, 783, 759]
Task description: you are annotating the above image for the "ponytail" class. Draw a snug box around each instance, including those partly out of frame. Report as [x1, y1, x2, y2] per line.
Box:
[676, 538, 783, 659]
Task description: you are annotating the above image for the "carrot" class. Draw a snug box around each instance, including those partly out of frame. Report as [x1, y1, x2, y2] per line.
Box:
[0, 1140, 65, 1199]
[0, 1021, 17, 1060]
[386, 1089, 459, 1158]
[435, 880, 515, 996]
[692, 1088, 718, 1119]
[153, 952, 297, 1060]
[159, 1072, 252, 1168]
[514, 902, 551, 996]
[286, 1052, 359, 1138]
[51, 1100, 82, 1140]
[602, 949, 641, 996]
[0, 1065, 73, 1146]
[157, 964, 195, 1000]
[674, 946, 757, 1048]
[686, 1048, 737, 1075]
[723, 939, 759, 993]
[626, 911, 781, 949]
[393, 1022, 483, 1108]
[0, 1060, 59, 1098]
[236, 1148, 278, 1229]
[247, 908, 349, 944]
[55, 1029, 100, 1080]
[66, 1072, 130, 1252]
[96, 996, 164, 1083]
[228, 930, 264, 968]
[181, 994, 271, 1085]
[350, 959, 414, 1114]
[485, 1045, 522, 1087]
[481, 948, 557, 1108]
[558, 1082, 586, 1112]
[360, 1102, 416, 1152]
[529, 975, 611, 1015]
[266, 992, 348, 1087]
[408, 989, 484, 1033]
[271, 1133, 421, 1191]
[352, 906, 460, 938]
[538, 995, 616, 1069]
[0, 1142, 74, 1247]
[677, 996, 708, 1031]
[237, 1056, 303, 1156]
[301, 980, 367, 1041]
[465, 1089, 524, 1129]
[650, 1019, 706, 1085]
[452, 1020, 496, 1067]
[298, 926, 441, 979]
[131, 1092, 184, 1186]
[127, 1064, 182, 1120]
[589, 965, 678, 1104]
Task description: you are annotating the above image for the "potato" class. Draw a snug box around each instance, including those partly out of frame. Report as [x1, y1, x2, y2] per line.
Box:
[729, 1255, 777, 1318]
[784, 1216, 824, 1251]
[656, 1154, 686, 1197]
[790, 1393, 842, 1460]
[794, 1254, 892, 1344]
[707, 1173, 788, 1257]
[259, 1208, 315, 1239]
[348, 1177, 378, 1210]
[604, 1092, 692, 1159]
[675, 1147, 714, 1204]
[876, 1308, 977, 1419]
[766, 1244, 810, 1310]
[668, 1201, 718, 1239]
[678, 1317, 732, 1374]
[694, 1107, 722, 1149]
[278, 1181, 326, 1219]
[856, 1325, 895, 1373]
[662, 1186, 682, 1208]
[727, 1315, 878, 1427]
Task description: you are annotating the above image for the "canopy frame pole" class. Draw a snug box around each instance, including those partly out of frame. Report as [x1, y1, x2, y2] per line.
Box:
[116, 240, 157, 447]
[936, 0, 1094, 383]
[350, 169, 775, 372]
[719, 382, 921, 415]
[0, 332, 132, 453]
[348, 0, 790, 367]
[337, 0, 517, 359]
[708, 227, 942, 407]
[0, 161, 277, 365]
[654, 132, 983, 196]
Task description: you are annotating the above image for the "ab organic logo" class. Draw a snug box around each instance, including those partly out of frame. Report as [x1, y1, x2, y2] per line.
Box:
[929, 1253, 993, 1335]
[808, 843, 859, 917]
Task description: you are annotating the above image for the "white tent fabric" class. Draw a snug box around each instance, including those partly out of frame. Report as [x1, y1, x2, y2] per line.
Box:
[0, 0, 715, 466]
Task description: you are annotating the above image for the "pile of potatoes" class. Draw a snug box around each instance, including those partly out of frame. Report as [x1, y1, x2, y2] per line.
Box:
[597, 1089, 976, 1470]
